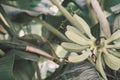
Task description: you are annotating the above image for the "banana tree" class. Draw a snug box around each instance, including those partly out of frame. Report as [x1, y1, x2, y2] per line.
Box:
[0, 0, 120, 80]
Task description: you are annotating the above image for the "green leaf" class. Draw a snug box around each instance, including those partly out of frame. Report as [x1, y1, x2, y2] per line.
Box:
[13, 60, 35, 80]
[9, 49, 39, 61]
[65, 31, 91, 45]
[0, 50, 36, 80]
[16, 0, 32, 9]
[105, 0, 120, 12]
[68, 50, 90, 63]
[103, 49, 120, 70]
[61, 42, 89, 52]
[0, 53, 15, 80]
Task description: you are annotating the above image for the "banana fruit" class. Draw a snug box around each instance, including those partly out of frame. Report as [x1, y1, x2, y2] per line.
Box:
[108, 49, 120, 58]
[95, 52, 107, 80]
[61, 14, 120, 80]
[68, 50, 91, 63]
[65, 31, 91, 45]
[73, 14, 95, 40]
[103, 49, 120, 70]
[105, 30, 120, 43]
[61, 42, 89, 52]
[67, 25, 89, 40]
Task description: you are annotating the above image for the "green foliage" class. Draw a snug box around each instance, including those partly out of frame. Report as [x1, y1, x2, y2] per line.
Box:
[13, 60, 34, 80]
[0, 53, 14, 80]
[0, 51, 35, 80]
[16, 0, 41, 9]
[105, 0, 120, 12]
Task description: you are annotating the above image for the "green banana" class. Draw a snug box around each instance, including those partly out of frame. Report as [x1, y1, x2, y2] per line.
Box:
[106, 44, 120, 49]
[73, 14, 95, 40]
[105, 30, 120, 44]
[60, 13, 120, 80]
[68, 50, 91, 63]
[61, 42, 89, 52]
[103, 49, 120, 70]
[65, 31, 91, 45]
[107, 49, 120, 58]
[95, 52, 107, 80]
[67, 25, 90, 41]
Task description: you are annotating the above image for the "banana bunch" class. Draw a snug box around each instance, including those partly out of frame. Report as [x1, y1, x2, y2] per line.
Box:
[61, 14, 120, 80]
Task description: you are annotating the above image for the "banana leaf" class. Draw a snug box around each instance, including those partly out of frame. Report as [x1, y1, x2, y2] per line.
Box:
[0, 49, 36, 80]
[13, 60, 35, 80]
[105, 0, 120, 12]
[9, 49, 39, 61]
[0, 53, 15, 80]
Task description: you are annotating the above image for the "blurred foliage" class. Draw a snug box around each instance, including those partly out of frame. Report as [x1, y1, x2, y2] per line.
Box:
[104, 0, 120, 12]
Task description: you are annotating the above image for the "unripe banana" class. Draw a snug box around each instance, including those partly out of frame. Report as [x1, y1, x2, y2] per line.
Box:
[68, 50, 91, 63]
[105, 30, 120, 44]
[95, 52, 107, 80]
[61, 42, 89, 52]
[73, 14, 95, 40]
[106, 44, 120, 49]
[67, 25, 90, 41]
[103, 49, 120, 70]
[107, 49, 120, 58]
[61, 14, 120, 80]
[65, 31, 91, 45]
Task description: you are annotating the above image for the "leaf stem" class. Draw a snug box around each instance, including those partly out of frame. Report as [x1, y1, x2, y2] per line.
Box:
[33, 62, 42, 80]
[0, 5, 17, 38]
[86, 0, 98, 25]
[26, 46, 55, 61]
[36, 19, 70, 42]
[41, 36, 60, 60]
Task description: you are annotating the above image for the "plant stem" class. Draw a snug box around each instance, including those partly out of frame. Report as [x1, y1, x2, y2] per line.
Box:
[86, 0, 98, 25]
[0, 40, 59, 63]
[34, 62, 42, 80]
[26, 46, 55, 61]
[41, 36, 60, 60]
[99, 0, 104, 10]
[91, 0, 111, 38]
[45, 52, 70, 80]
[0, 5, 17, 38]
[36, 19, 70, 42]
